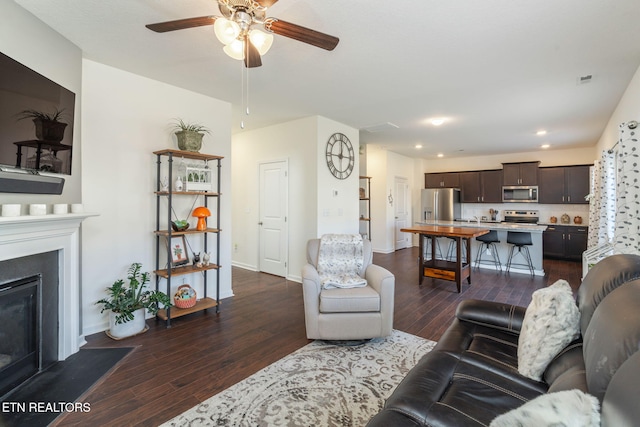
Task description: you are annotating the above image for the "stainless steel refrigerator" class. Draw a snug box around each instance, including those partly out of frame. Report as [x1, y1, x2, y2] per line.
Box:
[421, 188, 461, 221]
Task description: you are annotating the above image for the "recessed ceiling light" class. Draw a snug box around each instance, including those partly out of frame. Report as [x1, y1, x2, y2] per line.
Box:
[415, 144, 423, 149]
[541, 144, 550, 149]
[437, 153, 444, 158]
[431, 118, 445, 126]
[536, 130, 547, 136]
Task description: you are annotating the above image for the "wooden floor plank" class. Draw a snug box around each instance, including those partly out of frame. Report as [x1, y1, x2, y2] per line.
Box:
[52, 248, 582, 426]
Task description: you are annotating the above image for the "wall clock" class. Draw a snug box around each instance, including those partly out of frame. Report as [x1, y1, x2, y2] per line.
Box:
[325, 133, 355, 180]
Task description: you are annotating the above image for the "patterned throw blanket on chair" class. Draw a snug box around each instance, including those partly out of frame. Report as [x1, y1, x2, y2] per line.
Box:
[318, 234, 367, 289]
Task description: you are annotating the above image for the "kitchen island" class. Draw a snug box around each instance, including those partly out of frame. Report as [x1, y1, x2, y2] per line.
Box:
[413, 220, 548, 276]
[400, 225, 489, 293]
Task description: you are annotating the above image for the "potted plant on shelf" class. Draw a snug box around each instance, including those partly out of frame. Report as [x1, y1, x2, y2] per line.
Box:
[96, 263, 172, 339]
[16, 108, 68, 142]
[171, 118, 211, 153]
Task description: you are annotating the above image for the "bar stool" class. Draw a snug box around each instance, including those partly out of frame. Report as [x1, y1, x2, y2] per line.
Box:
[446, 237, 467, 263]
[423, 236, 443, 260]
[505, 231, 534, 276]
[474, 230, 501, 272]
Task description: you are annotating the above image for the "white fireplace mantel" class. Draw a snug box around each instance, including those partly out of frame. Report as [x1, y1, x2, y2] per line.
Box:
[0, 213, 97, 360]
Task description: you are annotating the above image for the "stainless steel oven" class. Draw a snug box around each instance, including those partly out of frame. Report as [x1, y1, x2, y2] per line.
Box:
[502, 186, 538, 203]
[502, 210, 539, 224]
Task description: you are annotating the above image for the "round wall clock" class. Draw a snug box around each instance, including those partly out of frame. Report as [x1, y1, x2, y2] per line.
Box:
[325, 132, 355, 180]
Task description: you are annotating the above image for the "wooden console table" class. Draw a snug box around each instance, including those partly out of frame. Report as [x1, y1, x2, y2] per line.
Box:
[400, 225, 489, 293]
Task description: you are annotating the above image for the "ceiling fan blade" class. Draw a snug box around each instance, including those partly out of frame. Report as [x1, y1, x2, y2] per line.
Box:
[244, 38, 262, 68]
[265, 19, 339, 51]
[146, 16, 217, 33]
[255, 0, 279, 7]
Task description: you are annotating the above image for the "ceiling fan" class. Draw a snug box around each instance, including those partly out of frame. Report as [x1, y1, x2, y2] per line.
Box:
[146, 0, 339, 68]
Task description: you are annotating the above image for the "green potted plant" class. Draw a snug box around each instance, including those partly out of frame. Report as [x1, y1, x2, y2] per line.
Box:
[16, 108, 68, 142]
[171, 118, 211, 153]
[96, 263, 172, 339]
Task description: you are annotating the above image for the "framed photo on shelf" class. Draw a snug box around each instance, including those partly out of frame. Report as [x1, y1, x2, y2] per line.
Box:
[167, 235, 189, 267]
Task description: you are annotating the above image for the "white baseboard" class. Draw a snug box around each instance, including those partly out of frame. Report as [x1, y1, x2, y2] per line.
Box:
[231, 260, 258, 271]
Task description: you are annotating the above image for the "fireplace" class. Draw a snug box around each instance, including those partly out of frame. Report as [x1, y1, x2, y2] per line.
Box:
[0, 276, 40, 397]
[0, 212, 94, 397]
[0, 252, 59, 397]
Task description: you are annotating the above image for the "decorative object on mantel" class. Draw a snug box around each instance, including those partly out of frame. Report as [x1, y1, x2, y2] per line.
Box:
[550, 216, 558, 223]
[561, 213, 570, 224]
[96, 263, 172, 339]
[192, 206, 211, 231]
[170, 118, 210, 153]
[29, 204, 46, 216]
[2, 204, 21, 217]
[574, 216, 583, 224]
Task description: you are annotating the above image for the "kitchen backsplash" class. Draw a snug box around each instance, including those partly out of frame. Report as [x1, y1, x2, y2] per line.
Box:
[461, 203, 590, 225]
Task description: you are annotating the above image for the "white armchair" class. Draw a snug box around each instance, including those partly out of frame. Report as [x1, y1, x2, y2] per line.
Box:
[301, 237, 395, 340]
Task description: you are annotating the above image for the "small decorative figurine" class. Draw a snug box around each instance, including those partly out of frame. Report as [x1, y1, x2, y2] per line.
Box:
[203, 252, 211, 266]
[175, 176, 183, 191]
[193, 252, 202, 268]
[160, 176, 169, 191]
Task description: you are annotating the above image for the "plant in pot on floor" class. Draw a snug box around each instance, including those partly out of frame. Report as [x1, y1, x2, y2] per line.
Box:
[171, 118, 210, 153]
[96, 263, 172, 339]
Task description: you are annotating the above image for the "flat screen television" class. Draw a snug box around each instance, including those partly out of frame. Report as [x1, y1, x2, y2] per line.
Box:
[0, 51, 76, 176]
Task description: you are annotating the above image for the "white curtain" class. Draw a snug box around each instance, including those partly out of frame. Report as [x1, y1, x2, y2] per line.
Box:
[587, 151, 616, 248]
[613, 122, 640, 255]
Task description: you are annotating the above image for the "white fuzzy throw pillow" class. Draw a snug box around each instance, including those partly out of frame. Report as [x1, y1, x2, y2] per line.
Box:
[490, 389, 600, 427]
[517, 279, 580, 381]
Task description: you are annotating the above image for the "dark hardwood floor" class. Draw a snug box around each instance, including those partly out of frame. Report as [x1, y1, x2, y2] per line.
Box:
[54, 248, 582, 426]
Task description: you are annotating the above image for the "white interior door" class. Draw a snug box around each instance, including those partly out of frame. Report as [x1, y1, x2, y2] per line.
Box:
[394, 177, 411, 250]
[259, 160, 288, 277]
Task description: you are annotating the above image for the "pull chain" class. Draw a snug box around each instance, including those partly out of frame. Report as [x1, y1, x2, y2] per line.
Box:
[240, 41, 250, 129]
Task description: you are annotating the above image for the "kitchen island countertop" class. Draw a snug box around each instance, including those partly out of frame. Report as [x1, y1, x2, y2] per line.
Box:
[416, 220, 547, 233]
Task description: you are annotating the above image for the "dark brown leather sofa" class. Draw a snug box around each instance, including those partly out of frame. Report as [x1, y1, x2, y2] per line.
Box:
[367, 254, 640, 426]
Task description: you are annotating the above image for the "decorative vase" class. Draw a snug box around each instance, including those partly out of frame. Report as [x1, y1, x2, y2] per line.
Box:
[108, 308, 146, 339]
[175, 131, 204, 152]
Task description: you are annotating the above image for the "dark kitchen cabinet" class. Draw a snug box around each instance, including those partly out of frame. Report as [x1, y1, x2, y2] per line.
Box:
[425, 172, 460, 188]
[502, 162, 539, 186]
[543, 225, 588, 261]
[539, 165, 590, 204]
[460, 170, 502, 203]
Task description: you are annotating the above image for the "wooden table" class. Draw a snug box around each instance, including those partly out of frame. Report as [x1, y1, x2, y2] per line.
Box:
[400, 225, 489, 293]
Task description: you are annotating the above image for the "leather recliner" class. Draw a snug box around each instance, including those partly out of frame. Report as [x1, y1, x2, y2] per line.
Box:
[367, 253, 640, 426]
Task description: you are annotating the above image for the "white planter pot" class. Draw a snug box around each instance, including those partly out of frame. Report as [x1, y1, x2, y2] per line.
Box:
[108, 308, 146, 339]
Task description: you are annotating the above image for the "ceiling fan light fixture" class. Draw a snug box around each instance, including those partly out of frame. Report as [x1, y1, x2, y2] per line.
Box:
[249, 29, 274, 55]
[214, 17, 240, 45]
[223, 39, 245, 60]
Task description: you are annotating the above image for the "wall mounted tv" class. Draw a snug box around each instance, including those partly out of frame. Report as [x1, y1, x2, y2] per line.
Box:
[0, 51, 76, 177]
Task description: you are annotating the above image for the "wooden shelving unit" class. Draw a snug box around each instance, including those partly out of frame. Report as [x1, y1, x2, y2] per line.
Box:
[359, 176, 371, 240]
[153, 149, 223, 327]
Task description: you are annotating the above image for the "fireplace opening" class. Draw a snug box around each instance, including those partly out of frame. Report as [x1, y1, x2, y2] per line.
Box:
[0, 275, 41, 397]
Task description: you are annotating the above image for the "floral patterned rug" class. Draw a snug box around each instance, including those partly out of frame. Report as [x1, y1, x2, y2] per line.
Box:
[160, 330, 436, 427]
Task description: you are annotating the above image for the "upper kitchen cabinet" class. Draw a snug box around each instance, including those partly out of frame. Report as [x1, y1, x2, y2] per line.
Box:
[502, 162, 539, 186]
[460, 170, 502, 203]
[425, 172, 460, 188]
[539, 165, 590, 204]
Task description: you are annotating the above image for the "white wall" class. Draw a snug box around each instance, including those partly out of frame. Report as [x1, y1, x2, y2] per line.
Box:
[0, 1, 82, 208]
[366, 147, 417, 253]
[596, 63, 640, 152]
[231, 116, 358, 282]
[81, 60, 232, 334]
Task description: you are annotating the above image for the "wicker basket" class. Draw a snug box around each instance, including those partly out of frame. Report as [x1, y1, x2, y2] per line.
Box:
[174, 284, 196, 309]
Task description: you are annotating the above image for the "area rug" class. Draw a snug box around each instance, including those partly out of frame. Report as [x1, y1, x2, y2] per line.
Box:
[161, 330, 436, 427]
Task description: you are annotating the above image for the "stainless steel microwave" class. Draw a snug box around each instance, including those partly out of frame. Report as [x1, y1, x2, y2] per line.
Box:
[502, 186, 538, 203]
